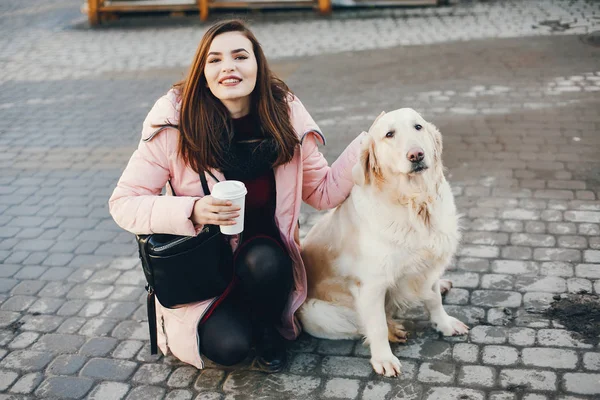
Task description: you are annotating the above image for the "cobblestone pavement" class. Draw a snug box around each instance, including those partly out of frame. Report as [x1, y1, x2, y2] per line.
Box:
[1, 0, 600, 399]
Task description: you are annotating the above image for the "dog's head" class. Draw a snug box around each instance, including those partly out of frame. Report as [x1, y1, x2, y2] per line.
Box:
[353, 108, 443, 187]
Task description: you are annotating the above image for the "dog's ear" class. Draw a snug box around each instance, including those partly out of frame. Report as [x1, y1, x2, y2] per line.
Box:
[426, 121, 445, 177]
[354, 134, 381, 186]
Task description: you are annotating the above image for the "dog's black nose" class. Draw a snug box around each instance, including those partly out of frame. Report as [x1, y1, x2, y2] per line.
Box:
[407, 147, 424, 163]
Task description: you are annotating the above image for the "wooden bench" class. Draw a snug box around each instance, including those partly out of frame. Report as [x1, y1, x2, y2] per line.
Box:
[84, 0, 442, 26]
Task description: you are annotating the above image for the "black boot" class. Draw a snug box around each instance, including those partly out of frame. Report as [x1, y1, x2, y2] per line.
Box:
[256, 325, 287, 373]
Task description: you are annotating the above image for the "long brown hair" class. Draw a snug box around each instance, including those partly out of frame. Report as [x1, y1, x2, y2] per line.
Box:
[174, 19, 299, 173]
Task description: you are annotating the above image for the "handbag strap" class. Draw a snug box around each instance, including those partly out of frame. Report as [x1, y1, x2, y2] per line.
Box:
[199, 171, 220, 196]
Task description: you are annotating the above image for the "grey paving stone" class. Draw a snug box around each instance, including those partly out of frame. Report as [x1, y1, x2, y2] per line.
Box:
[362, 381, 391, 400]
[1, 295, 37, 312]
[482, 346, 520, 366]
[164, 389, 193, 400]
[480, 274, 514, 290]
[567, 278, 593, 293]
[57, 300, 86, 317]
[132, 363, 172, 385]
[537, 329, 593, 348]
[261, 373, 321, 397]
[499, 369, 556, 391]
[1, 350, 53, 371]
[508, 327, 536, 346]
[35, 376, 94, 399]
[322, 377, 360, 399]
[522, 348, 578, 369]
[42, 253, 75, 267]
[47, 354, 88, 375]
[470, 326, 508, 344]
[452, 343, 478, 363]
[534, 248, 581, 262]
[221, 370, 268, 396]
[289, 352, 321, 374]
[167, 366, 198, 388]
[87, 381, 130, 400]
[111, 321, 148, 340]
[112, 340, 144, 360]
[67, 283, 114, 300]
[386, 381, 423, 400]
[57, 317, 87, 334]
[0, 310, 21, 330]
[14, 266, 47, 280]
[19, 314, 63, 333]
[31, 333, 85, 353]
[80, 358, 138, 381]
[0, 369, 19, 391]
[540, 262, 574, 277]
[79, 318, 118, 337]
[8, 332, 39, 350]
[562, 373, 600, 395]
[321, 356, 372, 377]
[317, 339, 355, 355]
[0, 265, 19, 278]
[456, 258, 490, 272]
[488, 392, 516, 400]
[8, 371, 43, 394]
[38, 281, 75, 297]
[193, 369, 225, 392]
[501, 246, 533, 260]
[79, 337, 118, 357]
[8, 280, 43, 295]
[28, 298, 65, 314]
[78, 301, 106, 318]
[417, 361, 455, 384]
[422, 386, 485, 400]
[193, 392, 222, 400]
[575, 264, 600, 279]
[582, 352, 600, 371]
[457, 365, 496, 387]
[517, 276, 568, 293]
[443, 288, 470, 304]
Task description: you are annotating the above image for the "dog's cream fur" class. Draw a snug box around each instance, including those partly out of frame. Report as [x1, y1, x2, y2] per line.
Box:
[298, 108, 469, 377]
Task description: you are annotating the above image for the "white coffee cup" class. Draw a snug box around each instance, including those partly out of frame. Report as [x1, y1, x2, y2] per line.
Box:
[211, 180, 248, 235]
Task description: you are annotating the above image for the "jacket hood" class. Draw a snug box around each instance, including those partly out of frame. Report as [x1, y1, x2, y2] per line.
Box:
[141, 89, 181, 141]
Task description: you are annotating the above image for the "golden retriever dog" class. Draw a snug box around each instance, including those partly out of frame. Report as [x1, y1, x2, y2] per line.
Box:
[298, 108, 469, 377]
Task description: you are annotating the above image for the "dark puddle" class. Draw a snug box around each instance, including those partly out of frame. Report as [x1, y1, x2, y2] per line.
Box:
[544, 292, 600, 345]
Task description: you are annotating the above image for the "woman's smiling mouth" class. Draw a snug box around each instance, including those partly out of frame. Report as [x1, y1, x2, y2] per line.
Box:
[219, 76, 242, 86]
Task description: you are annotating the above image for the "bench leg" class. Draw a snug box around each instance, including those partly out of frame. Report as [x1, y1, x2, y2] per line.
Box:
[198, 0, 209, 21]
[87, 0, 100, 26]
[318, 0, 332, 15]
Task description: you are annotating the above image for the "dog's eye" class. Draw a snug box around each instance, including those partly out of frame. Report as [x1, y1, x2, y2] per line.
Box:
[414, 124, 423, 131]
[385, 131, 395, 138]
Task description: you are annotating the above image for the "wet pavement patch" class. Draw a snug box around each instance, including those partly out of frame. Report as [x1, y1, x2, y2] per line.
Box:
[545, 293, 600, 345]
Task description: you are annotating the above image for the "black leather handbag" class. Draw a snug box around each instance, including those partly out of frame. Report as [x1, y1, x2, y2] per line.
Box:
[137, 172, 234, 354]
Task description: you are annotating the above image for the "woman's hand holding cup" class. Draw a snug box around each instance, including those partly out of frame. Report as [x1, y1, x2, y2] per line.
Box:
[191, 195, 241, 226]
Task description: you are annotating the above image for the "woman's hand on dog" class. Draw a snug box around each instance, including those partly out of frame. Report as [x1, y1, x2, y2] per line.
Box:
[191, 196, 241, 226]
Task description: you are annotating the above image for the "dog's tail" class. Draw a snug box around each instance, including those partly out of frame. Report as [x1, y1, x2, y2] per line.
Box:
[298, 298, 362, 340]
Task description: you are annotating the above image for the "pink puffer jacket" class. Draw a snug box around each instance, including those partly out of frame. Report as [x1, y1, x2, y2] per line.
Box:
[109, 89, 364, 368]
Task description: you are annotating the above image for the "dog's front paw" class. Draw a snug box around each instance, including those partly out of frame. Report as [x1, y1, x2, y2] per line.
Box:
[370, 354, 402, 377]
[434, 316, 469, 336]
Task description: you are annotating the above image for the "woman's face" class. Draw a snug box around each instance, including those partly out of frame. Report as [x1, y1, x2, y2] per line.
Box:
[204, 31, 258, 117]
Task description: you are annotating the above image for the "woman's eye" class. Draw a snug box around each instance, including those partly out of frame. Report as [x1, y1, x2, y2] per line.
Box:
[235, 56, 248, 60]
[415, 124, 423, 131]
[386, 131, 395, 138]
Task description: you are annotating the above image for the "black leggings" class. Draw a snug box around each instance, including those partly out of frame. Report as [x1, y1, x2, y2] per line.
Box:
[198, 237, 293, 366]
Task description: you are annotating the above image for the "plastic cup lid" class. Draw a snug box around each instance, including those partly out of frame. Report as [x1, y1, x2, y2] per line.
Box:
[212, 180, 247, 199]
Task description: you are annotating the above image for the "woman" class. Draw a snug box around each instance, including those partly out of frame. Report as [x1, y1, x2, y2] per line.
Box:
[109, 19, 365, 373]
